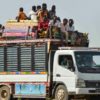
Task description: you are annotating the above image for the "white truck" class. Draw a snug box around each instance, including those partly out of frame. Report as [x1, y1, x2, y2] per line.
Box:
[0, 39, 100, 100]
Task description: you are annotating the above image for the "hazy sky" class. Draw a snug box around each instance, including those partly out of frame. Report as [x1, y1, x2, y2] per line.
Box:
[0, 0, 100, 47]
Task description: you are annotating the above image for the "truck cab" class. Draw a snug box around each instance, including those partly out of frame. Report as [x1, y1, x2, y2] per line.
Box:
[52, 47, 100, 100]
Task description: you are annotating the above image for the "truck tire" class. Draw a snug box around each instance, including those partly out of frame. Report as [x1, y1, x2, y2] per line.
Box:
[0, 86, 10, 100]
[55, 85, 69, 100]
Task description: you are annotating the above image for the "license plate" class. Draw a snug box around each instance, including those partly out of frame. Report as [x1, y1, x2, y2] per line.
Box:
[15, 83, 46, 95]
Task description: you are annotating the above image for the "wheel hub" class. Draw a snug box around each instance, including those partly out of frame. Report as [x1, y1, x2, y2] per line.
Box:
[57, 89, 65, 100]
[1, 90, 8, 98]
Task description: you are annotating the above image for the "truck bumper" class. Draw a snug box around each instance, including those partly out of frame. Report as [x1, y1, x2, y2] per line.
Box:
[13, 94, 46, 98]
[76, 88, 100, 95]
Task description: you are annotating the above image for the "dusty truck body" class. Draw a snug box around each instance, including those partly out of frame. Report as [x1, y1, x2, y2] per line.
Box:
[0, 39, 100, 100]
[0, 20, 99, 100]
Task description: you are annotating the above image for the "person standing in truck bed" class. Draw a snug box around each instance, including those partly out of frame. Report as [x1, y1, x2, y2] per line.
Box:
[29, 6, 37, 20]
[48, 5, 56, 20]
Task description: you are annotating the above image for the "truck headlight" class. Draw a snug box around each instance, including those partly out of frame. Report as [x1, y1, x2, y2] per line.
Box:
[76, 79, 86, 88]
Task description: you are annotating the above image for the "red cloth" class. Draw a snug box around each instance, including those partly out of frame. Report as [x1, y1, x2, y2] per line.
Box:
[38, 20, 49, 31]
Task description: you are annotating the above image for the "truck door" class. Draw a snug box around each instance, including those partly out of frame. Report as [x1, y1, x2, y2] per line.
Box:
[53, 53, 75, 92]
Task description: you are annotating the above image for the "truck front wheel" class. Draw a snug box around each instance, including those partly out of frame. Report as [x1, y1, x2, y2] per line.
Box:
[0, 86, 10, 100]
[55, 85, 68, 100]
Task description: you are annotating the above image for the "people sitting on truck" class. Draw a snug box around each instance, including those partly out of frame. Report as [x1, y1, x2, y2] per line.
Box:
[68, 19, 75, 32]
[61, 18, 69, 43]
[68, 19, 76, 45]
[49, 16, 61, 38]
[48, 5, 56, 20]
[75, 31, 83, 46]
[54, 27, 62, 39]
[78, 32, 89, 47]
[31, 26, 38, 39]
[0, 24, 4, 38]
[29, 6, 37, 20]
[1, 3, 89, 47]
[37, 3, 48, 22]
[36, 5, 42, 16]
[54, 17, 62, 39]
[38, 17, 49, 38]
[16, 7, 28, 22]
[0, 24, 2, 34]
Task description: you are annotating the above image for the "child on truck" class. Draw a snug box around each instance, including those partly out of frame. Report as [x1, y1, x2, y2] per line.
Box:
[16, 7, 28, 22]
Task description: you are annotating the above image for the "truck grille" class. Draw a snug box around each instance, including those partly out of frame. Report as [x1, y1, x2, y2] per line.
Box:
[85, 81, 100, 88]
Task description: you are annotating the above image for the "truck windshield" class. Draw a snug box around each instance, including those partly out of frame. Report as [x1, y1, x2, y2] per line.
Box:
[75, 51, 100, 73]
